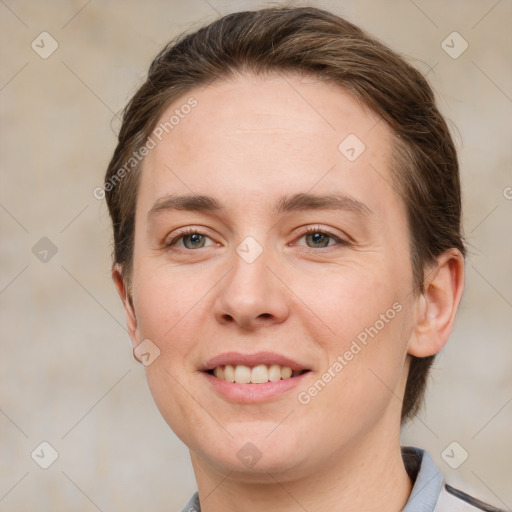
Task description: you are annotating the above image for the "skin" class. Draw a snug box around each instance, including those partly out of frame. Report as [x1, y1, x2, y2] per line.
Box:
[113, 72, 465, 511]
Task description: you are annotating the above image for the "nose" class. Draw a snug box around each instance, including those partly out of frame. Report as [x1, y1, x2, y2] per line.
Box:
[212, 241, 290, 331]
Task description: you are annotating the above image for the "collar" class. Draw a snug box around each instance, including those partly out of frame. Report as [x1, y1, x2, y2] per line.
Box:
[402, 446, 444, 511]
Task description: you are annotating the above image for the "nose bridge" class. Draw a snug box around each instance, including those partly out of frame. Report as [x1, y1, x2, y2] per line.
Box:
[213, 233, 289, 328]
[232, 234, 272, 293]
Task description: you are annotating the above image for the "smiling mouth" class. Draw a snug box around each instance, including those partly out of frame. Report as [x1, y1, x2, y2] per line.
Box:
[206, 364, 310, 384]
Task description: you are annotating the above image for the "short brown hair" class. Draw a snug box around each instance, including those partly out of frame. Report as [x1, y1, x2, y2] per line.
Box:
[104, 6, 465, 423]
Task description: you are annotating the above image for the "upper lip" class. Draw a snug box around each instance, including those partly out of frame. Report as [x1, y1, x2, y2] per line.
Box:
[201, 351, 310, 372]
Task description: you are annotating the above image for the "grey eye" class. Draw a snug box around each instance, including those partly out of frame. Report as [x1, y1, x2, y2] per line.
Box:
[182, 233, 207, 249]
[305, 232, 332, 248]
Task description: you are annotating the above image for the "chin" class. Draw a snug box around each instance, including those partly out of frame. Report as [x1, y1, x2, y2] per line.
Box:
[190, 428, 318, 482]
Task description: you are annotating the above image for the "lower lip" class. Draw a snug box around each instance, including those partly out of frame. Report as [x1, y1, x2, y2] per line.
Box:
[203, 371, 310, 403]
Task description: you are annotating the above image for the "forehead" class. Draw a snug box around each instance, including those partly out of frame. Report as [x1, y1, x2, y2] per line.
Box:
[138, 72, 401, 219]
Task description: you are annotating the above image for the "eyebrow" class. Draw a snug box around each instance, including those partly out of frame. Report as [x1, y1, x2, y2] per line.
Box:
[147, 192, 372, 219]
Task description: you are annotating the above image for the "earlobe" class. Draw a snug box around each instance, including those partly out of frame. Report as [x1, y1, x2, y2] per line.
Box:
[112, 264, 140, 348]
[408, 249, 465, 358]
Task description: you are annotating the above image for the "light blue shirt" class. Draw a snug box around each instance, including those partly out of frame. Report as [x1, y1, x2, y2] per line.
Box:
[180, 446, 504, 511]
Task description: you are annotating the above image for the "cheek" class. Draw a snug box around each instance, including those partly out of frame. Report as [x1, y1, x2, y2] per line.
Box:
[132, 261, 204, 346]
[131, 267, 210, 441]
[296, 300, 411, 439]
[292, 258, 401, 346]
[295, 263, 411, 403]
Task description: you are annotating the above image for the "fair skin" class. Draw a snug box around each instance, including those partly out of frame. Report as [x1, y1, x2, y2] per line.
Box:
[113, 72, 464, 511]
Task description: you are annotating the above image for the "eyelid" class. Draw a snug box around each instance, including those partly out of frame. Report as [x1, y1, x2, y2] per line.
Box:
[165, 226, 217, 248]
[164, 224, 349, 251]
[292, 225, 349, 247]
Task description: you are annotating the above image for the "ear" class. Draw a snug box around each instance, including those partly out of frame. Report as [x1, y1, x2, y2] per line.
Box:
[112, 264, 140, 349]
[408, 248, 465, 357]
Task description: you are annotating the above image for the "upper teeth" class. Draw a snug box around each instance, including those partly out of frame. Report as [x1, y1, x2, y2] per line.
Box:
[213, 364, 298, 384]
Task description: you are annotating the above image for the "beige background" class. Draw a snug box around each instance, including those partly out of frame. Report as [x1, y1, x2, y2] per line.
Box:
[1, 0, 511, 510]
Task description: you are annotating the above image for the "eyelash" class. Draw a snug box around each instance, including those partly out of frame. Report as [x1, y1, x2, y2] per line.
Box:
[165, 226, 348, 252]
[293, 226, 348, 250]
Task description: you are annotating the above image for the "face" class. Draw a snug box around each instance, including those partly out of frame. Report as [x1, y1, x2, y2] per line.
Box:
[126, 73, 421, 481]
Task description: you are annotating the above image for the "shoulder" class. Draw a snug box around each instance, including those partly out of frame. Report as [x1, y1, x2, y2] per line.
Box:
[179, 491, 200, 512]
[401, 446, 506, 512]
[435, 483, 507, 512]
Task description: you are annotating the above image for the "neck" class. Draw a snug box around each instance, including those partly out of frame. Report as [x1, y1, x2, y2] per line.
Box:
[190, 425, 413, 512]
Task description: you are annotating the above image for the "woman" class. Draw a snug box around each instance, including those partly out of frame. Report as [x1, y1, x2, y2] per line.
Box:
[103, 7, 504, 511]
